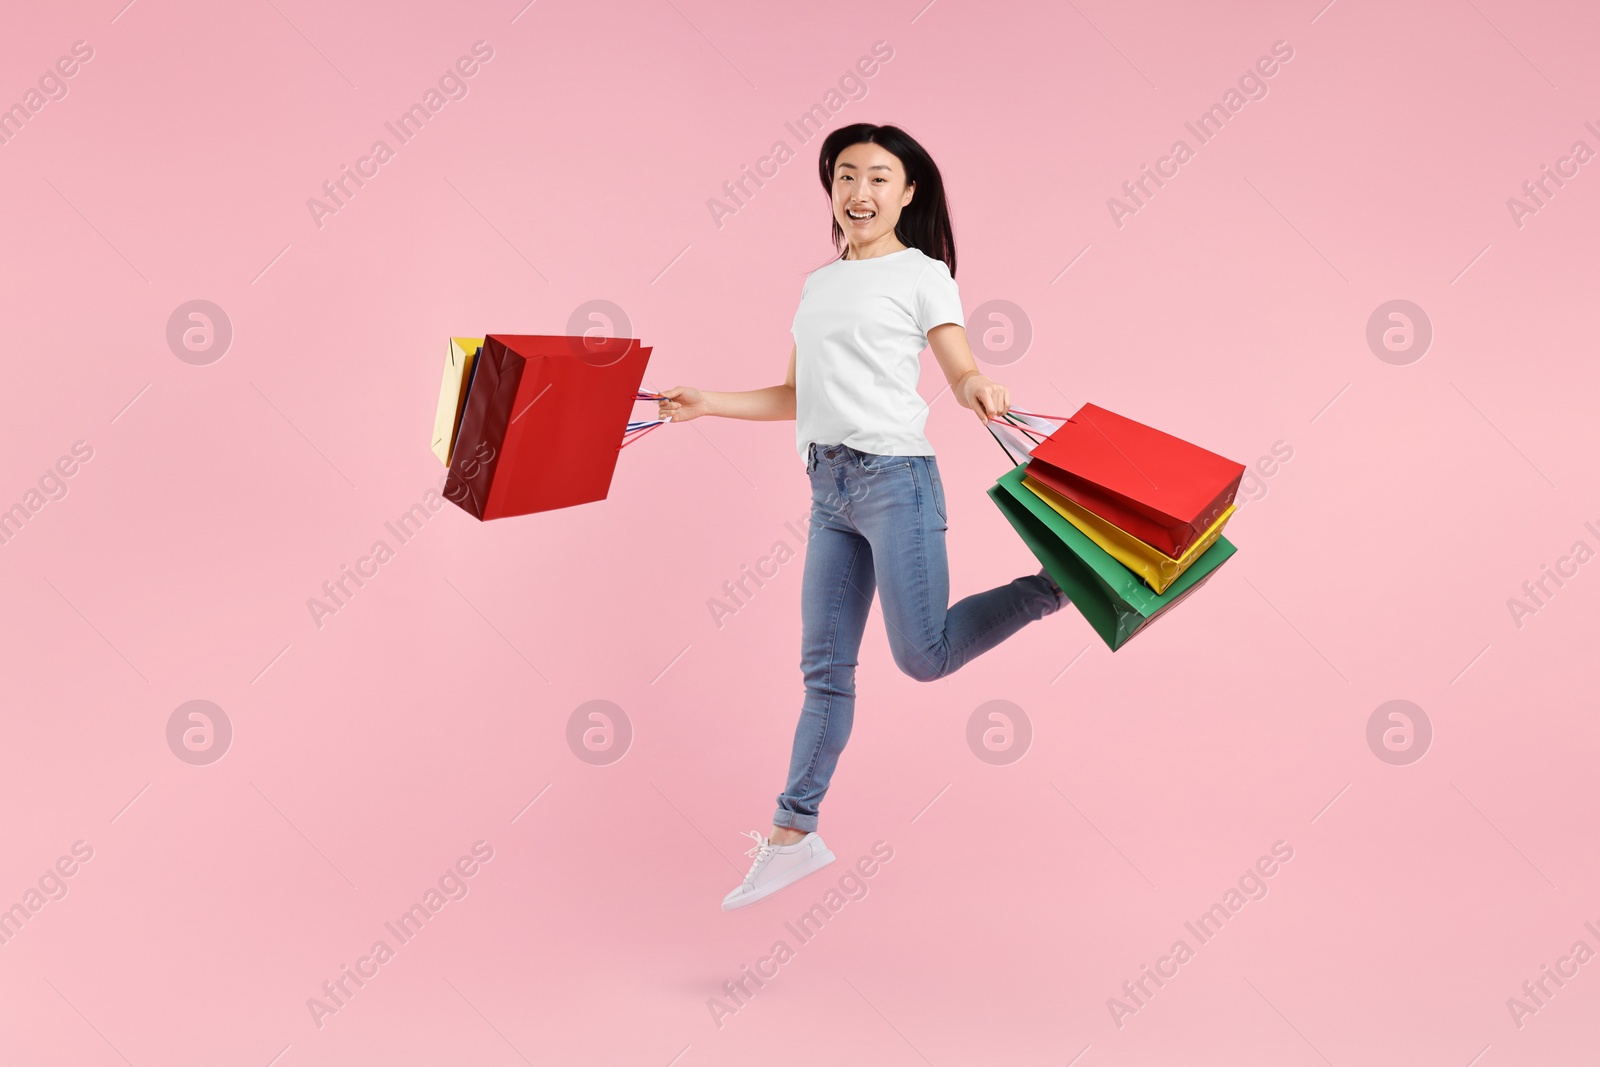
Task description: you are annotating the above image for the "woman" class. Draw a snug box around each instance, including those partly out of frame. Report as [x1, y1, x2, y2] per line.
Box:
[659, 124, 1069, 911]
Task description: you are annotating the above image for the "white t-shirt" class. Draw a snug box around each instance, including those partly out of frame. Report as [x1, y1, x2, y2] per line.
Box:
[791, 246, 965, 462]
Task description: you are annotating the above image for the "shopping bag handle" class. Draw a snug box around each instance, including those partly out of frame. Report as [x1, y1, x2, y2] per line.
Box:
[998, 412, 1047, 443]
[984, 404, 1070, 468]
[985, 416, 1038, 468]
[619, 392, 671, 450]
[619, 421, 665, 449]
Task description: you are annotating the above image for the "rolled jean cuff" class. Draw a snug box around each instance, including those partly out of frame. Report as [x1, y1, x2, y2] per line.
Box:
[773, 809, 818, 833]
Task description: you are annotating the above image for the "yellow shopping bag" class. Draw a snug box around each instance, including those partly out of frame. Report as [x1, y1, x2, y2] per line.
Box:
[1021, 472, 1234, 593]
[431, 337, 484, 464]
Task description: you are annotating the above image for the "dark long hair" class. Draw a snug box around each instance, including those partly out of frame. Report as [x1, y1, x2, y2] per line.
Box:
[815, 123, 956, 278]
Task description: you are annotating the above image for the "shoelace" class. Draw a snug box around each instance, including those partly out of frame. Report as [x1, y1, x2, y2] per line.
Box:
[740, 829, 778, 878]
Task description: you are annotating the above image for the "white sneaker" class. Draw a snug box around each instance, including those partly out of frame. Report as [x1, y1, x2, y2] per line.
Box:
[720, 829, 836, 911]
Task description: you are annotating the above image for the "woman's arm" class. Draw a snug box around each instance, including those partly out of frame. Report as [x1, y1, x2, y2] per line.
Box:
[658, 344, 798, 422]
[928, 323, 1010, 424]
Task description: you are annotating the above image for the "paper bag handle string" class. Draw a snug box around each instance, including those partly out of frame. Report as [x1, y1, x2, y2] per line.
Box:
[619, 392, 672, 449]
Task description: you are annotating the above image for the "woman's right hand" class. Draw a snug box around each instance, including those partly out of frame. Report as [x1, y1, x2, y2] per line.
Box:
[659, 386, 710, 423]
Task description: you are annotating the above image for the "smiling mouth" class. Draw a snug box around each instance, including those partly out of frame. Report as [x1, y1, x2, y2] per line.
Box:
[847, 208, 875, 221]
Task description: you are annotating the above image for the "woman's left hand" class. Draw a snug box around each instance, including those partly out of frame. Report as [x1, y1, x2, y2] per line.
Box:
[964, 374, 1010, 424]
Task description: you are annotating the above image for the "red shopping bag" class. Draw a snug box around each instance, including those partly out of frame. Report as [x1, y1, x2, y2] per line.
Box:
[443, 334, 657, 519]
[1024, 403, 1245, 558]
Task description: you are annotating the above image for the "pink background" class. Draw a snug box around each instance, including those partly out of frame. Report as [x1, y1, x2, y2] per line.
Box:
[2, 0, 1598, 1063]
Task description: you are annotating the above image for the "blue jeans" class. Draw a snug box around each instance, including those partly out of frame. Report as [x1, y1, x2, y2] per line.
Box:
[773, 442, 1063, 832]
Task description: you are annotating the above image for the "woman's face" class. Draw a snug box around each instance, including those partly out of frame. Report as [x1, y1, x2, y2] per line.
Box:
[831, 141, 915, 250]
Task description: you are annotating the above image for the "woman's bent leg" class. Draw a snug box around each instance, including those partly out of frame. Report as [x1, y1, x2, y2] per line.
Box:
[857, 454, 1060, 683]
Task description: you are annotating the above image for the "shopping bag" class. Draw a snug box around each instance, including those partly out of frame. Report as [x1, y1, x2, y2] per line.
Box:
[1024, 403, 1245, 559]
[442, 334, 659, 519]
[1020, 471, 1235, 594]
[431, 336, 483, 465]
[989, 462, 1236, 649]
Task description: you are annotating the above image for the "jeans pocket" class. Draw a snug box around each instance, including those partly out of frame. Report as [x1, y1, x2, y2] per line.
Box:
[856, 450, 912, 474]
[925, 459, 948, 522]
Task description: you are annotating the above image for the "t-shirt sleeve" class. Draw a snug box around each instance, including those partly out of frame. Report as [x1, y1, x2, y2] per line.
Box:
[913, 259, 964, 333]
[790, 272, 813, 336]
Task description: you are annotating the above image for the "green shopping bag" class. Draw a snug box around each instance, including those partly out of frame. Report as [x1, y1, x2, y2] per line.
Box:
[988, 461, 1236, 650]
